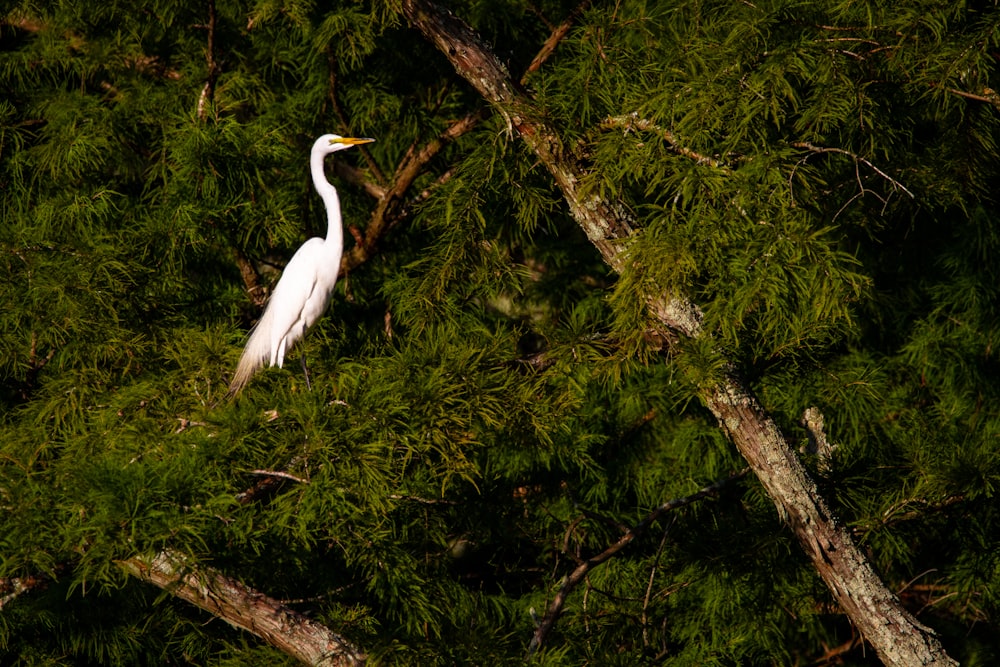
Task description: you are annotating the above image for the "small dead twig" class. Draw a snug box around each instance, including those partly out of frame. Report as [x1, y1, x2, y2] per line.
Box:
[196, 0, 220, 121]
[526, 469, 749, 657]
[933, 83, 1000, 112]
[248, 469, 310, 485]
[0, 576, 41, 610]
[521, 0, 593, 84]
[789, 141, 914, 213]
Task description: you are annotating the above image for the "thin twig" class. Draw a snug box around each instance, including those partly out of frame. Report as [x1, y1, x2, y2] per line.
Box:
[521, 0, 593, 84]
[642, 521, 673, 650]
[0, 577, 39, 610]
[790, 141, 914, 199]
[933, 83, 1000, 112]
[601, 113, 726, 168]
[248, 469, 310, 484]
[526, 469, 749, 656]
[196, 0, 219, 121]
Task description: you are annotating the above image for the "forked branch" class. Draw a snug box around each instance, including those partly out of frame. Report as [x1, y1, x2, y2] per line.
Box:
[527, 470, 749, 656]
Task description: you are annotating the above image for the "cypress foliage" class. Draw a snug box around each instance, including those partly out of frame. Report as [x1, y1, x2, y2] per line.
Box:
[1, 0, 999, 664]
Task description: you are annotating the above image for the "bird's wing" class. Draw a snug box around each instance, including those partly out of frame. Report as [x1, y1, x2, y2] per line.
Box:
[265, 239, 326, 355]
[227, 239, 324, 394]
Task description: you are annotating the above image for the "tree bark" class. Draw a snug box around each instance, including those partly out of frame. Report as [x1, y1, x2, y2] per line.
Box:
[121, 550, 366, 667]
[400, 1, 957, 664]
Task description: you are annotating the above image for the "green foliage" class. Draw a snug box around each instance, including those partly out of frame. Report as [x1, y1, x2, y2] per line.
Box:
[2, 0, 1000, 665]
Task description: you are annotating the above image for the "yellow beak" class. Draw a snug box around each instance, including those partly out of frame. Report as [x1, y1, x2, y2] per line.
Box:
[330, 137, 375, 146]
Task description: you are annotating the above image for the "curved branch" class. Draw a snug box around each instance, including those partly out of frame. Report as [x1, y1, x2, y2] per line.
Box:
[521, 0, 592, 83]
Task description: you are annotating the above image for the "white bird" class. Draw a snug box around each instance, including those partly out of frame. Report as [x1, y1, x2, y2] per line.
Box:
[228, 134, 375, 395]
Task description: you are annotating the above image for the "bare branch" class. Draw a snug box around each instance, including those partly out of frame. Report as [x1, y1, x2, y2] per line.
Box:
[332, 161, 388, 200]
[934, 83, 1000, 112]
[791, 141, 915, 199]
[0, 576, 42, 610]
[527, 470, 749, 656]
[236, 454, 307, 504]
[342, 109, 486, 273]
[248, 469, 310, 484]
[120, 549, 366, 667]
[521, 0, 592, 84]
[196, 0, 220, 121]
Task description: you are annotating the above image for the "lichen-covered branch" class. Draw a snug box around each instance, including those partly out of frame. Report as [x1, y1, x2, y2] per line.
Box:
[120, 550, 365, 667]
[400, 1, 957, 664]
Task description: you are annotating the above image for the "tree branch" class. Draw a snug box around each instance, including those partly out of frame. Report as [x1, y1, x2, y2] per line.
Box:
[196, 0, 220, 121]
[521, 0, 592, 84]
[527, 470, 749, 656]
[342, 109, 486, 273]
[401, 2, 958, 664]
[120, 549, 366, 667]
[791, 141, 915, 199]
[601, 112, 726, 168]
[0, 575, 43, 610]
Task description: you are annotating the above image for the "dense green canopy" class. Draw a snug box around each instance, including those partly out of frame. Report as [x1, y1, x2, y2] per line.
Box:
[2, 0, 999, 664]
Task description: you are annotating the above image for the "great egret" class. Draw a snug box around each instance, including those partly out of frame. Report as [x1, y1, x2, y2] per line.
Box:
[228, 134, 375, 395]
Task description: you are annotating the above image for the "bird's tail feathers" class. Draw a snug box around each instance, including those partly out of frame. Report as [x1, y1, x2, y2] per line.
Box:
[227, 309, 275, 396]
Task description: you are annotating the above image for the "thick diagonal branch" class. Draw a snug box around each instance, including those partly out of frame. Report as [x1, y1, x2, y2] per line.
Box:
[401, 1, 956, 664]
[120, 550, 365, 667]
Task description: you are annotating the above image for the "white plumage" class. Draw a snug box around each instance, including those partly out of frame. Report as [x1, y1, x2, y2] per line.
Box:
[229, 134, 374, 394]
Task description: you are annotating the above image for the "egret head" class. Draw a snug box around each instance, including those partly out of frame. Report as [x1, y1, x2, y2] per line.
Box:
[315, 134, 375, 155]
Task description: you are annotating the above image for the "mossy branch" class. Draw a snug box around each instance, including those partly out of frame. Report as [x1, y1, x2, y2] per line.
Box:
[119, 550, 366, 667]
[401, 1, 958, 664]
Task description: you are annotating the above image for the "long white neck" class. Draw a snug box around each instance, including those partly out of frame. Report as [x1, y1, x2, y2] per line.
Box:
[310, 147, 344, 254]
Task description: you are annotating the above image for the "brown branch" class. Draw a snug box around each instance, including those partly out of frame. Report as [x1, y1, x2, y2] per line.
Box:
[120, 549, 365, 667]
[804, 635, 864, 667]
[527, 470, 748, 655]
[0, 562, 71, 610]
[248, 469, 310, 484]
[197, 0, 220, 121]
[933, 83, 1000, 112]
[327, 52, 385, 185]
[332, 161, 388, 200]
[521, 0, 592, 84]
[341, 109, 485, 273]
[236, 454, 307, 504]
[234, 248, 265, 307]
[854, 494, 966, 537]
[401, 2, 958, 664]
[0, 575, 44, 610]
